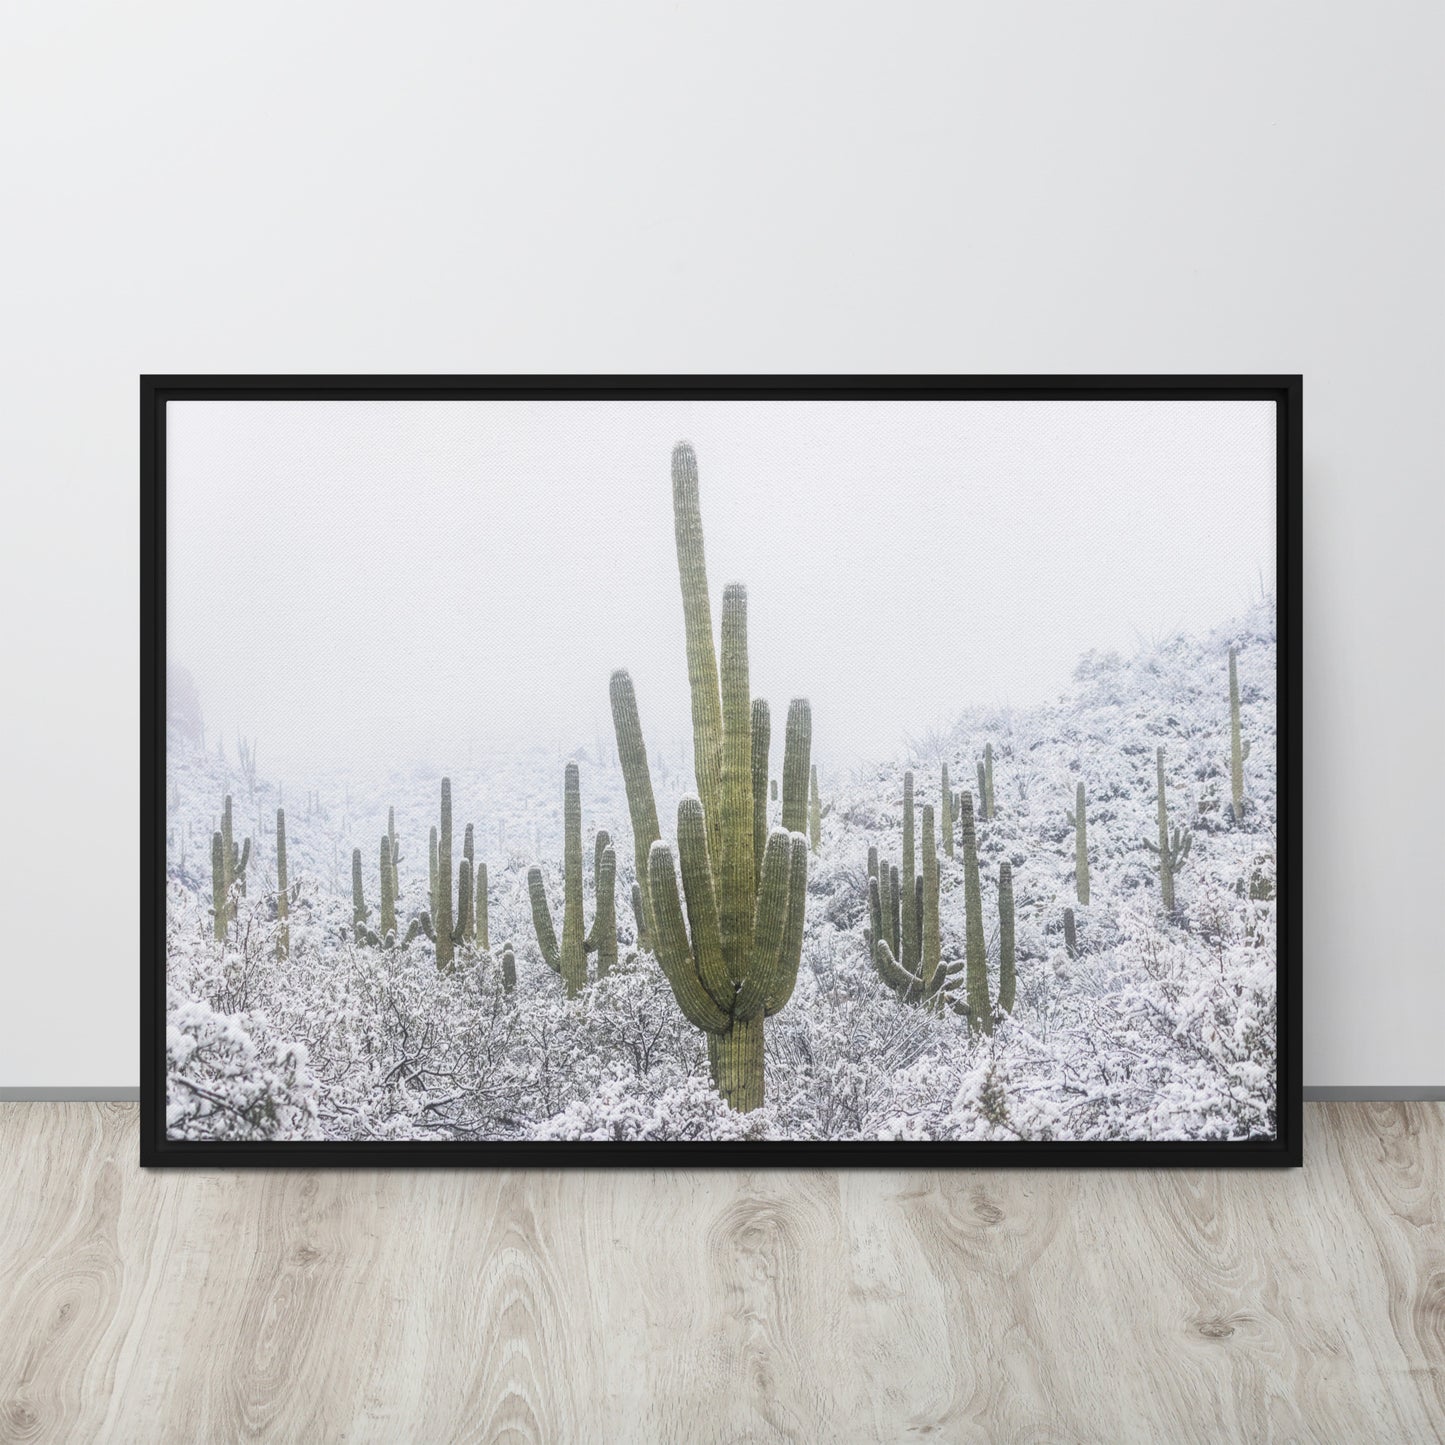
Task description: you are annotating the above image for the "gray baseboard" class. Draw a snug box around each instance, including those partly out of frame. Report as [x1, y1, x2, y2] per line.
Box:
[1, 1087, 1442, 1102]
[0, 1087, 141, 1101]
[1302, 1086, 1445, 1102]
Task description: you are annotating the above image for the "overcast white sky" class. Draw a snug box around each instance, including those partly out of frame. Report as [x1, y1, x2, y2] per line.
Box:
[167, 398, 1275, 777]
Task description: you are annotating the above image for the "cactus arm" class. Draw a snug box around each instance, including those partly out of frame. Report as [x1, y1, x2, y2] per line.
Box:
[672, 441, 725, 862]
[527, 867, 562, 974]
[751, 699, 770, 891]
[351, 848, 367, 945]
[610, 669, 662, 941]
[734, 829, 791, 1018]
[676, 798, 733, 1009]
[872, 934, 922, 1001]
[941, 762, 954, 857]
[455, 861, 473, 947]
[647, 841, 730, 1033]
[764, 835, 809, 1016]
[780, 699, 812, 835]
[809, 764, 822, 851]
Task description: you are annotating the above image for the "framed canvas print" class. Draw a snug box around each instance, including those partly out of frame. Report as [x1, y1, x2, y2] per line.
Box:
[143, 376, 1300, 1167]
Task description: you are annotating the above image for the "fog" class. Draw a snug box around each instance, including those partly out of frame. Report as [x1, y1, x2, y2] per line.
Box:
[167, 397, 1275, 779]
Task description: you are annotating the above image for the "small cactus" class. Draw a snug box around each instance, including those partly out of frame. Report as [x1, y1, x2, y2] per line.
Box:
[275, 808, 289, 958]
[352, 848, 368, 945]
[1064, 905, 1078, 959]
[501, 942, 517, 993]
[1229, 646, 1252, 824]
[868, 806, 945, 1007]
[1144, 747, 1192, 915]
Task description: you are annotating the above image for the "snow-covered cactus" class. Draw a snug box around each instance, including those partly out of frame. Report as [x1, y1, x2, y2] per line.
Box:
[435, 779, 455, 970]
[1229, 646, 1252, 823]
[455, 860, 473, 950]
[428, 826, 438, 920]
[275, 808, 289, 958]
[942, 762, 954, 857]
[387, 806, 400, 901]
[500, 942, 516, 993]
[961, 792, 990, 1033]
[1066, 781, 1090, 905]
[984, 743, 995, 819]
[631, 880, 649, 953]
[592, 838, 618, 976]
[869, 806, 946, 1008]
[1145, 746, 1192, 915]
[998, 861, 1016, 1015]
[976, 762, 989, 822]
[460, 824, 475, 939]
[1064, 905, 1078, 958]
[809, 764, 822, 851]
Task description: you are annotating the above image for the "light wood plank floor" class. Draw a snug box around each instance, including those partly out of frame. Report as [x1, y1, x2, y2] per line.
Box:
[0, 1104, 1440, 1443]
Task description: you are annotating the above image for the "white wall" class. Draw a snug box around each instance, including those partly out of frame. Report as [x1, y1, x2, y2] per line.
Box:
[1, 1, 1439, 1088]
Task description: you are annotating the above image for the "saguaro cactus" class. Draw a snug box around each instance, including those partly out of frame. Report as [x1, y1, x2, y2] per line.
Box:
[529, 764, 618, 995]
[1229, 646, 1252, 823]
[1145, 746, 1192, 915]
[379, 834, 396, 944]
[435, 779, 454, 970]
[868, 805, 946, 1007]
[611, 670, 662, 943]
[901, 771, 919, 975]
[500, 942, 517, 993]
[997, 861, 1016, 1015]
[984, 743, 995, 820]
[631, 881, 649, 953]
[429, 826, 438, 919]
[752, 701, 771, 888]
[1066, 781, 1090, 905]
[809, 764, 822, 851]
[387, 806, 400, 901]
[615, 453, 812, 1110]
[942, 762, 954, 857]
[1064, 905, 1078, 959]
[275, 808, 289, 958]
[961, 792, 990, 1034]
[220, 794, 251, 917]
[210, 831, 226, 941]
[352, 848, 367, 945]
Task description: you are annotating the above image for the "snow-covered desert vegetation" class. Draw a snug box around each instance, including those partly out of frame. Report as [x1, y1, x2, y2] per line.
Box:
[165, 443, 1277, 1146]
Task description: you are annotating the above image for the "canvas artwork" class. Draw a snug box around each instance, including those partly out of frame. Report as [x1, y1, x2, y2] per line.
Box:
[146, 377, 1298, 1165]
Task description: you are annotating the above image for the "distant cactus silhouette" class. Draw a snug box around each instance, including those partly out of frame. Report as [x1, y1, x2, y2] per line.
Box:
[1145, 747, 1192, 915]
[1229, 646, 1252, 823]
[1066, 781, 1090, 905]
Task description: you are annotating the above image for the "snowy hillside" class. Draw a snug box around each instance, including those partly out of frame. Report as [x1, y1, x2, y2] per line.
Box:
[165, 600, 1277, 1144]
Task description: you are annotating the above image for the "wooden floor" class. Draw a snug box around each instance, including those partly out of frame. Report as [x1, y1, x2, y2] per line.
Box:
[0, 1105, 1440, 1444]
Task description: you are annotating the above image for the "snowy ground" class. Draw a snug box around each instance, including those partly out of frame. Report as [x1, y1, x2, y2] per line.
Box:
[164, 600, 1277, 1143]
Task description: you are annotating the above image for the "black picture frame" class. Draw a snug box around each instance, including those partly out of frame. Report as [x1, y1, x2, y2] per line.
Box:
[142, 374, 1301, 1169]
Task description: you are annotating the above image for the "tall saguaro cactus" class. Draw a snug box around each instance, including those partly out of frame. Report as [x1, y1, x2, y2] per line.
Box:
[1067, 780, 1090, 905]
[613, 445, 812, 1111]
[275, 808, 289, 958]
[1146, 746, 1192, 915]
[387, 806, 400, 901]
[942, 762, 954, 857]
[211, 831, 227, 941]
[379, 834, 396, 943]
[352, 848, 367, 945]
[868, 805, 946, 1007]
[1229, 646, 1252, 823]
[435, 779, 455, 970]
[961, 792, 990, 1033]
[475, 862, 489, 951]
[220, 794, 251, 918]
[809, 764, 822, 851]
